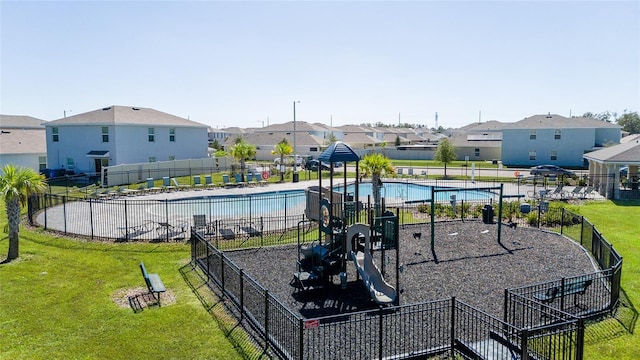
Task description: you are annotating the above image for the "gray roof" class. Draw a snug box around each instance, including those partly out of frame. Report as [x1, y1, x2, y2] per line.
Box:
[258, 121, 328, 133]
[46, 106, 207, 128]
[503, 114, 621, 130]
[583, 138, 640, 164]
[343, 132, 381, 146]
[0, 128, 47, 154]
[448, 133, 502, 148]
[0, 115, 47, 129]
[457, 120, 508, 131]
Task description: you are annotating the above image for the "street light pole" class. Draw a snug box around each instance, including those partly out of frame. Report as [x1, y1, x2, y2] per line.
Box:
[293, 101, 300, 173]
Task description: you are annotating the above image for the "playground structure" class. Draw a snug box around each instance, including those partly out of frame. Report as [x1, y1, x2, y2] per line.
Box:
[292, 142, 400, 305]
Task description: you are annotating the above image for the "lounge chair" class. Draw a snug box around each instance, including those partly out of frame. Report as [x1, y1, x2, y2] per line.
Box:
[222, 174, 235, 187]
[171, 178, 190, 190]
[192, 176, 204, 189]
[193, 215, 214, 234]
[240, 222, 262, 237]
[162, 177, 175, 191]
[204, 175, 216, 188]
[218, 226, 236, 240]
[569, 186, 584, 198]
[234, 173, 246, 187]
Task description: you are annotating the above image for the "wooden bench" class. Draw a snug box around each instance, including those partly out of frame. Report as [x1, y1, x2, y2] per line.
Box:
[139, 262, 166, 306]
[533, 279, 593, 306]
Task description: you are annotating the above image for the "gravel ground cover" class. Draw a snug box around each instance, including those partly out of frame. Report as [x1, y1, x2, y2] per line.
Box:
[225, 220, 597, 319]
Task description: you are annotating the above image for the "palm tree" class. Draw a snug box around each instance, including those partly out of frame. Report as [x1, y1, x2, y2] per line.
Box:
[271, 139, 293, 182]
[360, 153, 394, 217]
[434, 138, 457, 179]
[0, 165, 47, 262]
[229, 139, 256, 181]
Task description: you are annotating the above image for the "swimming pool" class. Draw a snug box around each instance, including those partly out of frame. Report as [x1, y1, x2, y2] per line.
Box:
[165, 182, 494, 220]
[164, 189, 307, 218]
[337, 182, 494, 202]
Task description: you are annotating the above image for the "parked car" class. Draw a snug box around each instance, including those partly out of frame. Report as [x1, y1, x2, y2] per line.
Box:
[304, 159, 330, 171]
[530, 165, 575, 177]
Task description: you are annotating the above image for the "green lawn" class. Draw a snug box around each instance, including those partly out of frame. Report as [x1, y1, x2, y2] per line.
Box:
[1, 199, 638, 359]
[577, 200, 640, 360]
[0, 203, 245, 359]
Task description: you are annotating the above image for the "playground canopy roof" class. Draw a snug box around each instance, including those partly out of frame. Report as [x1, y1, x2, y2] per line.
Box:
[318, 141, 360, 163]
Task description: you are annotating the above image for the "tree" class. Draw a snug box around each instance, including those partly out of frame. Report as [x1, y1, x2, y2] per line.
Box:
[434, 138, 457, 178]
[271, 138, 293, 182]
[325, 133, 337, 145]
[582, 111, 617, 123]
[394, 135, 401, 147]
[360, 153, 394, 217]
[229, 139, 256, 181]
[0, 165, 47, 262]
[617, 111, 640, 134]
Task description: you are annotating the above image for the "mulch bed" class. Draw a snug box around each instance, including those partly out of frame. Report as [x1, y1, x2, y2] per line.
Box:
[225, 220, 596, 319]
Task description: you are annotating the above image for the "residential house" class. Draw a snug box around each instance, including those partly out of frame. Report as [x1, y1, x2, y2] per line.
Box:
[0, 115, 47, 172]
[448, 121, 507, 162]
[45, 106, 208, 174]
[501, 114, 621, 167]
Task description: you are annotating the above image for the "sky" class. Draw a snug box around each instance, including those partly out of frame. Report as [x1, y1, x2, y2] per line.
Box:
[1, 1, 639, 130]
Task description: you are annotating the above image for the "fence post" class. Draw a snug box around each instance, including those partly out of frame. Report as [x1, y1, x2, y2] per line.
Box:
[239, 268, 244, 321]
[221, 252, 225, 295]
[164, 199, 169, 242]
[44, 194, 48, 229]
[89, 198, 94, 239]
[299, 318, 304, 360]
[63, 196, 67, 234]
[576, 318, 585, 360]
[378, 306, 384, 360]
[450, 297, 456, 355]
[124, 200, 129, 241]
[560, 277, 566, 312]
[520, 328, 529, 360]
[561, 208, 565, 235]
[265, 289, 270, 353]
[580, 215, 585, 246]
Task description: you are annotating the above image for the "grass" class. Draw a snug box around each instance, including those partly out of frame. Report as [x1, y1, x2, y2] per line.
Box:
[576, 200, 640, 360]
[1, 196, 638, 359]
[0, 202, 245, 359]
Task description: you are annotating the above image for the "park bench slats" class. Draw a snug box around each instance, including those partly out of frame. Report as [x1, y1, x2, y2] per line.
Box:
[139, 262, 166, 306]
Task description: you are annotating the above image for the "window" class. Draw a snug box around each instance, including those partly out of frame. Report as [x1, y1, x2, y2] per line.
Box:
[529, 150, 536, 161]
[52, 127, 59, 142]
[474, 148, 480, 157]
[39, 156, 47, 171]
[148, 128, 155, 142]
[550, 151, 557, 161]
[102, 127, 109, 142]
[168, 156, 175, 161]
[529, 130, 536, 140]
[310, 147, 318, 152]
[554, 129, 561, 140]
[169, 128, 176, 142]
[148, 157, 156, 162]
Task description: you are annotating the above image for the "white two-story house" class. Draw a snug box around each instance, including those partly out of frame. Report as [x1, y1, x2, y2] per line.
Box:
[45, 106, 208, 174]
[501, 114, 621, 168]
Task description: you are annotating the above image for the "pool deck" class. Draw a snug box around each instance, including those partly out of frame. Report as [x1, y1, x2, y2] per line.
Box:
[128, 177, 589, 202]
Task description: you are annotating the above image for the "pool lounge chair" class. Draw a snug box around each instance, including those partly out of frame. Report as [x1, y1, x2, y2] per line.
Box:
[234, 173, 246, 187]
[222, 174, 235, 187]
[193, 215, 215, 234]
[218, 226, 236, 240]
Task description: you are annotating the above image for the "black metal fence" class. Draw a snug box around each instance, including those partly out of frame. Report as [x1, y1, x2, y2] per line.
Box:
[192, 229, 600, 359]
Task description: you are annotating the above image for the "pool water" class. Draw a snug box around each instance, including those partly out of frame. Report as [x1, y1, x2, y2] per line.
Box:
[338, 182, 494, 202]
